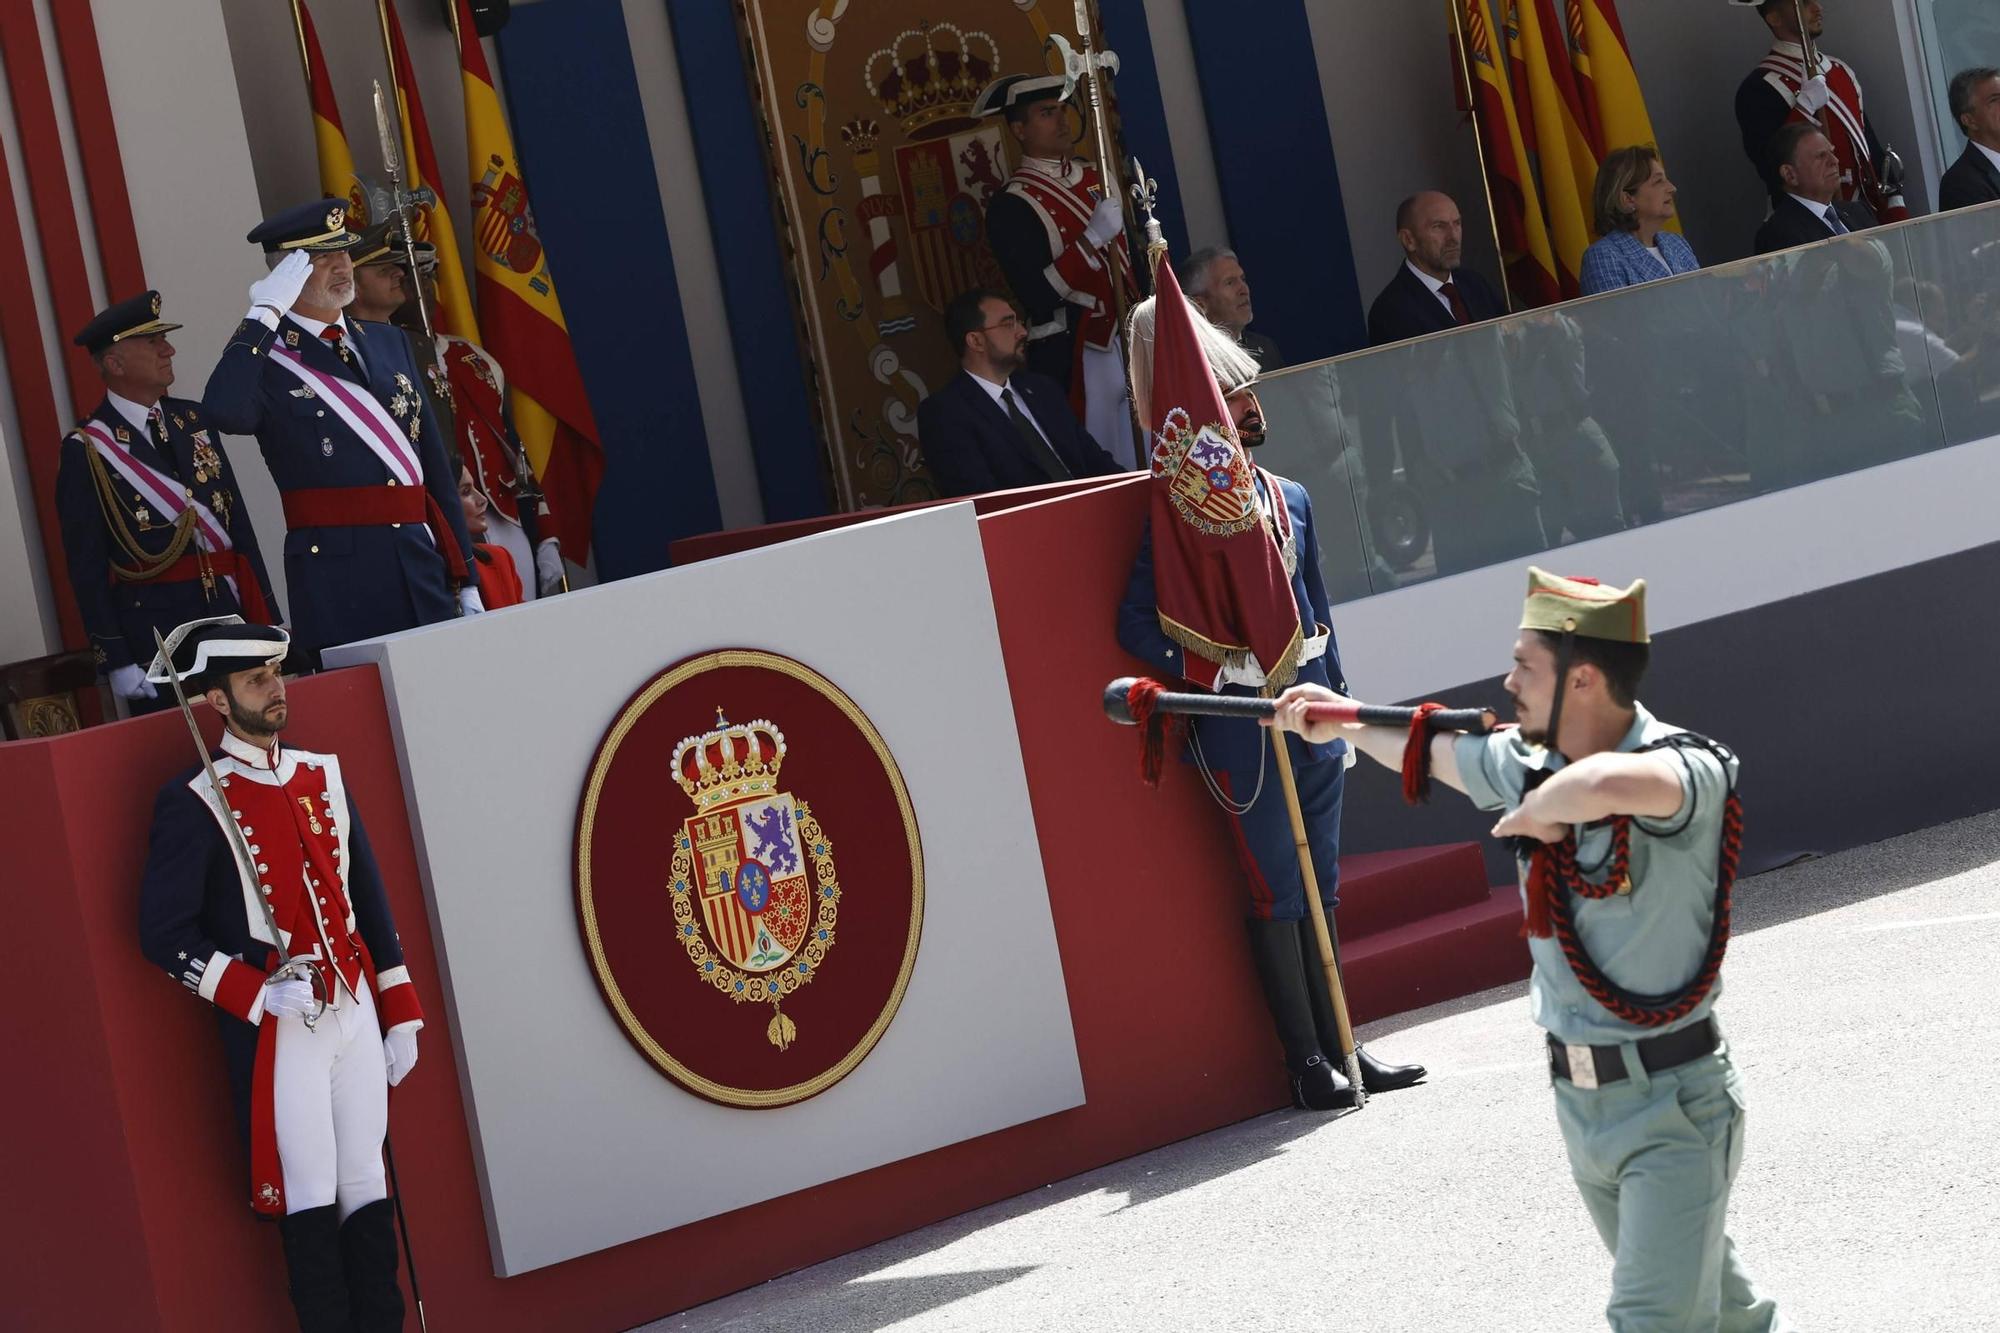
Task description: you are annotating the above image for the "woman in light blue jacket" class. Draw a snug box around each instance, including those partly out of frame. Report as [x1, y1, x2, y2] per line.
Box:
[1580, 146, 1701, 295]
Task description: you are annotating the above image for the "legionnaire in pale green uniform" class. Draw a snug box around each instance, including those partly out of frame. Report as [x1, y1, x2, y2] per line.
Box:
[1269, 569, 1786, 1332]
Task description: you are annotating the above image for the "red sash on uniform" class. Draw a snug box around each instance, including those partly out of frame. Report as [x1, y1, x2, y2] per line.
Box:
[1757, 45, 1908, 221]
[150, 550, 273, 622]
[279, 485, 470, 581]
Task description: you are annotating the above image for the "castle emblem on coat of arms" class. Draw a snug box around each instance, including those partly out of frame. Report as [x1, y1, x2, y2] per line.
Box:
[668, 710, 840, 1051]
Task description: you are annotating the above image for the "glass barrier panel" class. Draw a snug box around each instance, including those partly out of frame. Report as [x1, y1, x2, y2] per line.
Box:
[1900, 199, 2000, 449]
[1253, 214, 1958, 602]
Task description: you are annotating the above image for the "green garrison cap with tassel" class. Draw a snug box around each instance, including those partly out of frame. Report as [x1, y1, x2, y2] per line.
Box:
[1520, 567, 1649, 644]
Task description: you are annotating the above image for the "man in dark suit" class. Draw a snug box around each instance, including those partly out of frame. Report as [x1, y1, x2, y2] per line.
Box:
[1359, 193, 1541, 574]
[1755, 124, 1878, 253]
[1365, 192, 1507, 348]
[917, 287, 1123, 498]
[203, 199, 480, 668]
[1940, 67, 2000, 212]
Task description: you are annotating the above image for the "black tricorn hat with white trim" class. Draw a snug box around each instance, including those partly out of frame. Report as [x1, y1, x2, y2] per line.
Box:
[146, 615, 290, 686]
[972, 73, 1068, 119]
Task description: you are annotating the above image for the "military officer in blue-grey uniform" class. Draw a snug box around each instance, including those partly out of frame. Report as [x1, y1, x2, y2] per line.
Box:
[202, 198, 480, 668]
[1116, 294, 1426, 1111]
[1272, 570, 1786, 1331]
[56, 291, 278, 713]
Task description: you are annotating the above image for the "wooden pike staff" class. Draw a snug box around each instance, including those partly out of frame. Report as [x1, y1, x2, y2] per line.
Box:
[1105, 677, 1496, 1106]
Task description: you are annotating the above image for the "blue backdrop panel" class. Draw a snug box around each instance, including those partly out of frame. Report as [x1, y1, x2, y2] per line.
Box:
[1180, 0, 1366, 361]
[1099, 0, 1190, 273]
[666, 0, 829, 525]
[497, 0, 721, 578]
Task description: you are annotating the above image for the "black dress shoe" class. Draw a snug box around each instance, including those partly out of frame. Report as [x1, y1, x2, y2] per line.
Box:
[1291, 1053, 1357, 1111]
[1356, 1045, 1426, 1092]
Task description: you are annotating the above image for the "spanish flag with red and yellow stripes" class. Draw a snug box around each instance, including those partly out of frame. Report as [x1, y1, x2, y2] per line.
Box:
[294, 0, 366, 226]
[451, 0, 603, 555]
[380, 0, 479, 341]
[1452, 0, 1669, 308]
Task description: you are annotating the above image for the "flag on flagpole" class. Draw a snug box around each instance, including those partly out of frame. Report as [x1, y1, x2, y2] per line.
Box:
[1513, 0, 1592, 297]
[450, 0, 602, 556]
[1142, 263, 1302, 693]
[380, 0, 480, 340]
[1573, 0, 1678, 232]
[1455, 0, 1562, 308]
[294, 0, 367, 225]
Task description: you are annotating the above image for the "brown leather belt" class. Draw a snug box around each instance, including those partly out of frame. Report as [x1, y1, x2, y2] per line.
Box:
[1547, 1017, 1719, 1089]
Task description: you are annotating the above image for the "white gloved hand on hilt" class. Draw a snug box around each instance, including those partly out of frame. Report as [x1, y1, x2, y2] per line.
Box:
[457, 586, 485, 617]
[384, 1027, 420, 1086]
[247, 251, 314, 322]
[108, 662, 157, 701]
[260, 977, 318, 1021]
[1795, 75, 1833, 116]
[534, 539, 564, 592]
[1084, 195, 1126, 249]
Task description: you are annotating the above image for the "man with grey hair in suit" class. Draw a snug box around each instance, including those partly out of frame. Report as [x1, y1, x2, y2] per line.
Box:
[1177, 246, 1283, 371]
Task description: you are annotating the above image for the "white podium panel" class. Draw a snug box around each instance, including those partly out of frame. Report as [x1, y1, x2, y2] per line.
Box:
[328, 505, 1082, 1274]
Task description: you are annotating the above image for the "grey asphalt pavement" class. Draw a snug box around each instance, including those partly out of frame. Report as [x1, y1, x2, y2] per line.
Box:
[646, 812, 2000, 1332]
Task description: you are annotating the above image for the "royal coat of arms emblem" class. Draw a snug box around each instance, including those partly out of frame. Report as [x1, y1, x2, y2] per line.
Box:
[576, 649, 923, 1108]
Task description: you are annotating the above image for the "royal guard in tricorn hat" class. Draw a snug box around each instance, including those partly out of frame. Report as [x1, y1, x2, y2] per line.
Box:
[977, 69, 1140, 468]
[138, 616, 424, 1332]
[1114, 261, 1427, 1111]
[55, 291, 278, 713]
[1270, 570, 1787, 1329]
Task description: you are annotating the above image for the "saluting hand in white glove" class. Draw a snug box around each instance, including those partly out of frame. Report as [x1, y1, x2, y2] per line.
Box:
[1084, 195, 1126, 249]
[108, 662, 157, 701]
[248, 251, 314, 318]
[457, 586, 485, 617]
[384, 1028, 420, 1086]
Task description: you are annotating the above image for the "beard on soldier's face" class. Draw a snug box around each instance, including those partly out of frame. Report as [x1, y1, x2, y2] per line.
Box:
[1237, 413, 1267, 448]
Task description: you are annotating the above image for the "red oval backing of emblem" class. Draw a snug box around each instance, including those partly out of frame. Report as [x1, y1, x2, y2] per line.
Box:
[575, 649, 923, 1108]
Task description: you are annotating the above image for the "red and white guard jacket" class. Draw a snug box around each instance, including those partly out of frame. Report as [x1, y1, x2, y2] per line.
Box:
[139, 730, 422, 1206]
[986, 154, 1138, 356]
[1737, 40, 1908, 221]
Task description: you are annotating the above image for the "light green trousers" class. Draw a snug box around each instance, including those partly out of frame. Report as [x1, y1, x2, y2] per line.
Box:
[1552, 1047, 1787, 1332]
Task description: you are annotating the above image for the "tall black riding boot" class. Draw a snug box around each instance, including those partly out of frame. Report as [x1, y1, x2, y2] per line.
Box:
[1245, 917, 1353, 1110]
[276, 1203, 351, 1333]
[339, 1197, 408, 1332]
[1296, 920, 1428, 1093]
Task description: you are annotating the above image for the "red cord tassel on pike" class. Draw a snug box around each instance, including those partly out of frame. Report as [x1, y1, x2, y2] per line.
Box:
[1399, 701, 1448, 804]
[1125, 677, 1185, 787]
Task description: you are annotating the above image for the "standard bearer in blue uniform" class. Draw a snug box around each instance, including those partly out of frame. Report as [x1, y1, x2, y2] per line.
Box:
[1272, 570, 1786, 1331]
[55, 291, 277, 713]
[1116, 279, 1426, 1110]
[201, 199, 480, 667]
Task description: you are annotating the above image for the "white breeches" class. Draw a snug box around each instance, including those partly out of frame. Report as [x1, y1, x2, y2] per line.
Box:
[273, 978, 388, 1219]
[1082, 340, 1138, 471]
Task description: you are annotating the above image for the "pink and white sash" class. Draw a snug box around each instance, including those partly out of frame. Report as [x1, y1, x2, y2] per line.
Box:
[269, 347, 422, 487]
[78, 420, 231, 554]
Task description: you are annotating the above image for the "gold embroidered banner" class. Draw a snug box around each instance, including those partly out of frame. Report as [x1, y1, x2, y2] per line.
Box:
[736, 1, 1125, 509]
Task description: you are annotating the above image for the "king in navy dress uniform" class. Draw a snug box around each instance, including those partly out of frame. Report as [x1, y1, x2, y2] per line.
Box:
[201, 199, 480, 668]
[55, 291, 277, 713]
[138, 617, 425, 1332]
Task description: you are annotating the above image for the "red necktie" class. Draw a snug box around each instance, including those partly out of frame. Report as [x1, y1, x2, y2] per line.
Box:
[318, 324, 354, 367]
[1439, 281, 1471, 326]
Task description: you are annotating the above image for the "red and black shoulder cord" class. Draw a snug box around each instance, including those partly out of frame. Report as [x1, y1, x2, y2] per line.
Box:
[1518, 732, 1743, 1028]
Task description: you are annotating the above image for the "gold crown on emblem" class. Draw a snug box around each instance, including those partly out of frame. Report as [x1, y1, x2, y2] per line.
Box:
[151, 293, 162, 316]
[864, 22, 998, 135]
[839, 117, 883, 155]
[325, 206, 344, 231]
[671, 709, 788, 812]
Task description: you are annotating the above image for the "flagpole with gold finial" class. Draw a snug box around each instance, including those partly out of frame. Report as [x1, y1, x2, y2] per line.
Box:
[288, 0, 313, 84]
[1448, 0, 1515, 314]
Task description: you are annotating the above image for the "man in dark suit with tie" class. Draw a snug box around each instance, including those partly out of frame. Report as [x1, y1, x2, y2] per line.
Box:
[1755, 124, 1879, 253]
[1365, 192, 1507, 348]
[203, 199, 480, 668]
[917, 288, 1124, 498]
[1358, 193, 1541, 574]
[1940, 67, 2000, 212]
